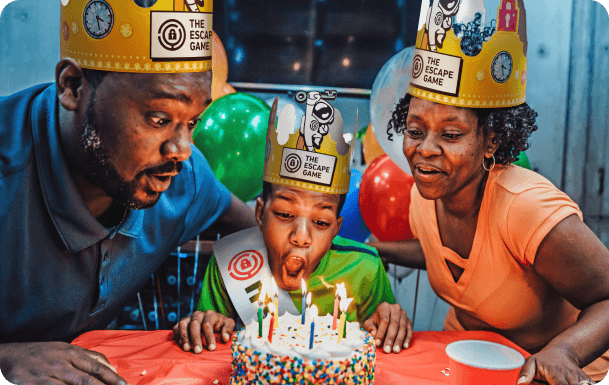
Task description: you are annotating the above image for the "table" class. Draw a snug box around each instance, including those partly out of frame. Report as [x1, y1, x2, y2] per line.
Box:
[72, 330, 533, 385]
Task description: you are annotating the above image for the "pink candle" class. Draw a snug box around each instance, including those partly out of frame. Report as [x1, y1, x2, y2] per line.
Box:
[332, 293, 339, 330]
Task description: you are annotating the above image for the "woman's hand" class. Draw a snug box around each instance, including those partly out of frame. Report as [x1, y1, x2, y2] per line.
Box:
[173, 310, 235, 353]
[363, 302, 413, 354]
[517, 347, 595, 385]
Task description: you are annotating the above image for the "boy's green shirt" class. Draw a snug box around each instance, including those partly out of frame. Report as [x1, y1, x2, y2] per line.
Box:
[196, 236, 395, 324]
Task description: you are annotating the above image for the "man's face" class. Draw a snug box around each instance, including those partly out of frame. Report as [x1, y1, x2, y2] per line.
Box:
[255, 185, 343, 292]
[80, 71, 211, 209]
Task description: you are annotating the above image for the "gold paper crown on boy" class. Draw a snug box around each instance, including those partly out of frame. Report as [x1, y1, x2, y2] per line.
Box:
[409, 0, 527, 108]
[60, 0, 213, 73]
[263, 91, 357, 195]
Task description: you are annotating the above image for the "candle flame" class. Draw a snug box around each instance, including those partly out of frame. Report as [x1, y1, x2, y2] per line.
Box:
[272, 278, 278, 298]
[301, 278, 306, 295]
[335, 282, 346, 298]
[339, 296, 353, 312]
[310, 304, 318, 322]
[306, 291, 311, 306]
[267, 302, 276, 315]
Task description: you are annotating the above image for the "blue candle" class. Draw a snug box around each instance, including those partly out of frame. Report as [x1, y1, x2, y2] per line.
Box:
[301, 279, 307, 325]
[309, 305, 318, 349]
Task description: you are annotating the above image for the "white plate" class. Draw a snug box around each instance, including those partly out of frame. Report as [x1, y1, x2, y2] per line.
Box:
[445, 340, 525, 371]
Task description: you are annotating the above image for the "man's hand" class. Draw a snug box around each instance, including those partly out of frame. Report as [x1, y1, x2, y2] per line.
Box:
[363, 302, 413, 354]
[173, 310, 235, 353]
[0, 341, 128, 385]
[516, 347, 595, 385]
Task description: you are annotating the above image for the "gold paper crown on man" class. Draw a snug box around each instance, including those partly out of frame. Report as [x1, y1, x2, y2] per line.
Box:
[409, 0, 527, 108]
[60, 0, 213, 73]
[263, 91, 357, 195]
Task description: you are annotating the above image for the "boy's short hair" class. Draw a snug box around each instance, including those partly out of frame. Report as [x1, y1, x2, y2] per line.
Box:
[261, 181, 347, 217]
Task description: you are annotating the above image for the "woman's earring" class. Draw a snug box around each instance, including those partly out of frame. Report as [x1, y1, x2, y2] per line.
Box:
[482, 154, 496, 171]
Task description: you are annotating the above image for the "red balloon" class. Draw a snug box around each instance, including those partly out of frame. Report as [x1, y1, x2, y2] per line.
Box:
[359, 154, 415, 242]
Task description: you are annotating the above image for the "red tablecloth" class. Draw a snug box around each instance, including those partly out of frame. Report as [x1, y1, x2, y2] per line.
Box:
[72, 330, 533, 385]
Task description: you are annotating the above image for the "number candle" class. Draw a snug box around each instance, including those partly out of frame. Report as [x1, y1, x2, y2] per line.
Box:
[309, 305, 318, 349]
[267, 302, 276, 344]
[301, 279, 307, 325]
[272, 278, 279, 328]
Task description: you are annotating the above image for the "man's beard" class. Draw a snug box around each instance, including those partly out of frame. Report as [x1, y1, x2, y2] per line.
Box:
[80, 96, 182, 210]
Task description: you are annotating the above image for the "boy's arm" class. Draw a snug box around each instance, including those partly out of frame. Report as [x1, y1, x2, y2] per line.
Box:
[196, 254, 238, 320]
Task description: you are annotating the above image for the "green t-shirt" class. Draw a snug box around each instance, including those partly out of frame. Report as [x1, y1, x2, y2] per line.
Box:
[196, 236, 395, 324]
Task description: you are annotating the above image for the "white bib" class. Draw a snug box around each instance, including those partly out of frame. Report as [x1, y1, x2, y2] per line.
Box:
[214, 227, 299, 323]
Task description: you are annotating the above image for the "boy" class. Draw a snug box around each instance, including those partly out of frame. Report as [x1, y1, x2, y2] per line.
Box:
[174, 93, 412, 355]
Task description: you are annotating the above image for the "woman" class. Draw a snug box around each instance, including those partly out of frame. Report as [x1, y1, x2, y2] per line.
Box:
[371, 92, 609, 385]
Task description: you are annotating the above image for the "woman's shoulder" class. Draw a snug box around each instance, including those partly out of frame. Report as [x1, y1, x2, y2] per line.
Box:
[492, 164, 559, 195]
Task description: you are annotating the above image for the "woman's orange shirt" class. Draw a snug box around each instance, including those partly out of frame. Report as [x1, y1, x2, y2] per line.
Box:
[410, 164, 609, 380]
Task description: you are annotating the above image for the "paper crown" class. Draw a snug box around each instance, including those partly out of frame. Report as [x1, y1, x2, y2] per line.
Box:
[60, 0, 213, 73]
[409, 0, 527, 108]
[263, 92, 357, 195]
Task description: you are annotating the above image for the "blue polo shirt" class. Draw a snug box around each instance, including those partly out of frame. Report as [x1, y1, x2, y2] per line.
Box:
[0, 84, 232, 343]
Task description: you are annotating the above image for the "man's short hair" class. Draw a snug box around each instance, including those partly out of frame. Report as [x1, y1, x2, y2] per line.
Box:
[261, 181, 347, 218]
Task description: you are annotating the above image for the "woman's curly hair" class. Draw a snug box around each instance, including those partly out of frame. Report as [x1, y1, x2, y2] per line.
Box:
[388, 93, 539, 165]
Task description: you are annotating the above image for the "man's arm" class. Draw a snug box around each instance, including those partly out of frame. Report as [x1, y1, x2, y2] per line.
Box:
[207, 193, 257, 236]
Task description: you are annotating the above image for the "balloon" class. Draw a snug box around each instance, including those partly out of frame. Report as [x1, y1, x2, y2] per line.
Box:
[192, 93, 269, 202]
[370, 47, 416, 173]
[212, 81, 236, 100]
[362, 123, 385, 165]
[211, 31, 229, 101]
[338, 188, 371, 243]
[513, 151, 531, 170]
[265, 96, 305, 132]
[212, 31, 228, 82]
[359, 154, 415, 242]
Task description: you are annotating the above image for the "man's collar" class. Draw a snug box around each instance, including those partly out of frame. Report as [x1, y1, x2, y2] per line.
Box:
[30, 85, 142, 253]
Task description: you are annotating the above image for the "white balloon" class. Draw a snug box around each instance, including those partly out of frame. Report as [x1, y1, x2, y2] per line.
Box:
[387, 263, 414, 281]
[370, 47, 416, 174]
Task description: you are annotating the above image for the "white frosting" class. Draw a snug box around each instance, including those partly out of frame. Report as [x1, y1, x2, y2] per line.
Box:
[237, 311, 366, 361]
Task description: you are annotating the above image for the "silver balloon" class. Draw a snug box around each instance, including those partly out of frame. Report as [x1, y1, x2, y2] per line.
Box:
[370, 46, 415, 173]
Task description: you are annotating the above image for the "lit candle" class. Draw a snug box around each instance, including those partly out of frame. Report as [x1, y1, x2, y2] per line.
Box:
[267, 302, 276, 344]
[272, 278, 279, 328]
[337, 312, 346, 344]
[337, 295, 350, 344]
[257, 284, 265, 338]
[301, 279, 307, 325]
[309, 305, 318, 350]
[332, 283, 345, 330]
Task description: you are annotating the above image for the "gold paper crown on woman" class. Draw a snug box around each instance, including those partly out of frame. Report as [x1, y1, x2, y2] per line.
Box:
[409, 0, 528, 108]
[60, 0, 212, 73]
[263, 91, 357, 195]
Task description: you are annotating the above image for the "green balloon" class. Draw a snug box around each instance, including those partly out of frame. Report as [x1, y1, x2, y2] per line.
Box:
[513, 151, 531, 170]
[193, 92, 269, 202]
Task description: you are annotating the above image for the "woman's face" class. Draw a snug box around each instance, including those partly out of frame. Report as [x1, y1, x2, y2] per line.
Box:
[403, 97, 493, 201]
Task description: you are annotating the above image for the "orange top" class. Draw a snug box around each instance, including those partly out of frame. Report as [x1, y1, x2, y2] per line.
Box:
[410, 165, 609, 380]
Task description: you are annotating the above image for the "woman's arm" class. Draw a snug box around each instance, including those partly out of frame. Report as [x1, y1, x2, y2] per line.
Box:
[518, 214, 609, 385]
[367, 239, 427, 270]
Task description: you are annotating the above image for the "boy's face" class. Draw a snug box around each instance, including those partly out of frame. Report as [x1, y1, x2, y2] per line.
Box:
[255, 184, 343, 292]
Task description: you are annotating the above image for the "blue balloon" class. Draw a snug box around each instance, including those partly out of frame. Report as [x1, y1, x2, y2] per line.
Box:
[338, 188, 371, 243]
[349, 169, 363, 194]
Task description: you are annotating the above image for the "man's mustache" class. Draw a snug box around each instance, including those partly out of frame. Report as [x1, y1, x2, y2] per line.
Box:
[143, 161, 183, 176]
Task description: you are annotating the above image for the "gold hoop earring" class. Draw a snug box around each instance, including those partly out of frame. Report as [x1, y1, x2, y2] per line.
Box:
[482, 154, 496, 171]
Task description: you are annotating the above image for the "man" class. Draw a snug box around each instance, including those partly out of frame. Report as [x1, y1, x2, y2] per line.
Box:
[0, 1, 255, 384]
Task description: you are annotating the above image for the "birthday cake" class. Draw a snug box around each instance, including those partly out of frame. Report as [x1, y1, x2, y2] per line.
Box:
[230, 312, 376, 384]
